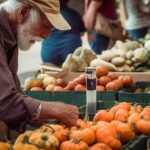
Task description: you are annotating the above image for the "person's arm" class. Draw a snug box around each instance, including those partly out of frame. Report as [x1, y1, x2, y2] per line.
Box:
[119, 0, 128, 28]
[86, 0, 102, 32]
[0, 43, 41, 127]
[0, 43, 79, 128]
[39, 102, 79, 127]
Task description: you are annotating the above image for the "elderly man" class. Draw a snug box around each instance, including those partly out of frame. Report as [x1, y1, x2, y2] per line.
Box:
[0, 0, 79, 136]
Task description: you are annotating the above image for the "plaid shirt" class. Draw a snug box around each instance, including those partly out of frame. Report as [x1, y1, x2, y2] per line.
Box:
[0, 10, 41, 131]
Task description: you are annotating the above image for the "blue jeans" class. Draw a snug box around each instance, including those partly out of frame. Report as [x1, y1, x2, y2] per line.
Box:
[127, 27, 149, 40]
[89, 31, 109, 54]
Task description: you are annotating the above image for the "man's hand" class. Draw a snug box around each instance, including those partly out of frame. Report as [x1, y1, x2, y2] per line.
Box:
[40, 102, 79, 127]
[86, 1, 102, 32]
[55, 103, 79, 127]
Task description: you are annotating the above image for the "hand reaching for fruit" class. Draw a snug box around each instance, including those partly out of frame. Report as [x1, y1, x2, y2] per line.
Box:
[39, 102, 79, 127]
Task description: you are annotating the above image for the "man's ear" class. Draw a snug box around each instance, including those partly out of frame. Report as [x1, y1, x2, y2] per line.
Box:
[17, 5, 31, 24]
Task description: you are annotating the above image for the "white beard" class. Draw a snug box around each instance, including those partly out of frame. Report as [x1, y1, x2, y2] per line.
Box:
[17, 21, 43, 51]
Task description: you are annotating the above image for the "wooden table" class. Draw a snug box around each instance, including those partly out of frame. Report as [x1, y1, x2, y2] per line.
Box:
[40, 63, 150, 82]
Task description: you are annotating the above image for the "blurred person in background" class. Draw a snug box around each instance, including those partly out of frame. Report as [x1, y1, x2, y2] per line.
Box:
[41, 0, 86, 66]
[120, 0, 150, 40]
[0, 0, 79, 139]
[84, 0, 118, 53]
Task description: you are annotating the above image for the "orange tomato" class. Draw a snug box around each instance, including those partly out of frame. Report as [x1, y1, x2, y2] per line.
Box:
[30, 87, 43, 91]
[99, 76, 112, 86]
[114, 79, 123, 90]
[56, 78, 67, 87]
[78, 74, 86, 85]
[45, 84, 55, 91]
[68, 81, 79, 90]
[96, 66, 109, 78]
[53, 86, 64, 91]
[64, 86, 70, 91]
[108, 72, 118, 80]
[75, 84, 86, 91]
[106, 81, 118, 91]
[123, 75, 133, 87]
[96, 85, 105, 91]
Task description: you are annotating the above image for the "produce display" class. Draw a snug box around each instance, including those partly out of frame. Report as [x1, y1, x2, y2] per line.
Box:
[0, 102, 149, 150]
[62, 47, 97, 72]
[21, 54, 150, 150]
[139, 32, 150, 49]
[61, 39, 150, 72]
[24, 66, 134, 91]
[91, 41, 150, 72]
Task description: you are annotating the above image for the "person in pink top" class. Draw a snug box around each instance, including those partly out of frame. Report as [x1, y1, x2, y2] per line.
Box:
[84, 0, 117, 53]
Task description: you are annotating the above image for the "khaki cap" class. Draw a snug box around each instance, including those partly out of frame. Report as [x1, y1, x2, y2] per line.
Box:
[20, 0, 71, 30]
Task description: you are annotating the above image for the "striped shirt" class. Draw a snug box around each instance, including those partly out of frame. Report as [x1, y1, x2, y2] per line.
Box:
[125, 0, 150, 30]
[0, 10, 41, 131]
